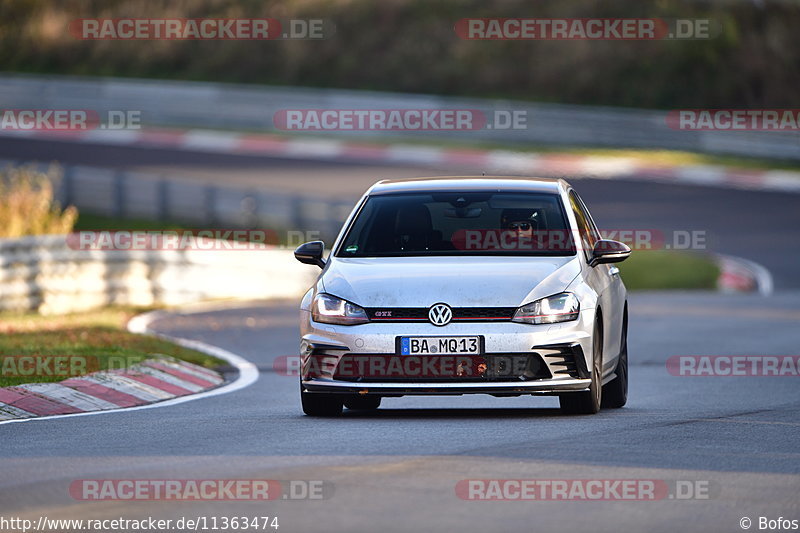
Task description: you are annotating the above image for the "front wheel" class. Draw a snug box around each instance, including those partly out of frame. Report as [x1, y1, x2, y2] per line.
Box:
[602, 309, 628, 408]
[603, 309, 628, 409]
[301, 389, 343, 416]
[560, 318, 602, 415]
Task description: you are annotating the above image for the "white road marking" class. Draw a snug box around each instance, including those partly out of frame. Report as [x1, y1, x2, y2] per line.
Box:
[182, 130, 241, 152]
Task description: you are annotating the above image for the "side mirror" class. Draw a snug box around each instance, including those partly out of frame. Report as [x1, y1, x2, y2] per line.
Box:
[589, 239, 631, 267]
[294, 241, 326, 268]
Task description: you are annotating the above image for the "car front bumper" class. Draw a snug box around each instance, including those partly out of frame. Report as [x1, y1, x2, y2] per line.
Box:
[301, 376, 592, 396]
[300, 308, 596, 397]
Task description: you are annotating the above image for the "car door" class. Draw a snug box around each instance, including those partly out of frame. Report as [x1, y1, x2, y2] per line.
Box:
[568, 190, 622, 373]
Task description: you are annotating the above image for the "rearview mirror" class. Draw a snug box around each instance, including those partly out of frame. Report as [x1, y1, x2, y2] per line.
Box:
[589, 239, 631, 267]
[294, 241, 326, 268]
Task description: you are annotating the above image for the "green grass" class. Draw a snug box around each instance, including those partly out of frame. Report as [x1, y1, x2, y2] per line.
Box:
[74, 212, 188, 232]
[180, 125, 800, 172]
[0, 308, 225, 387]
[247, 130, 800, 173]
[74, 213, 299, 245]
[618, 251, 719, 291]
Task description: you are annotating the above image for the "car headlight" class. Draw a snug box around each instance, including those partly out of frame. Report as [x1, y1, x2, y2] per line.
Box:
[512, 292, 580, 325]
[312, 293, 370, 325]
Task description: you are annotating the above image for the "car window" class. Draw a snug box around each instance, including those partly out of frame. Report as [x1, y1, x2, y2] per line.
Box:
[574, 192, 602, 239]
[336, 192, 576, 257]
[568, 190, 600, 260]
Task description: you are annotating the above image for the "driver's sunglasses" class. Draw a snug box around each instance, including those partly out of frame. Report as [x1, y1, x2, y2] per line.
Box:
[508, 221, 532, 231]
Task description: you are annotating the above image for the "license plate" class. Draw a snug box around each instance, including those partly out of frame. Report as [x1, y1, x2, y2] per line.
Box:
[399, 336, 482, 356]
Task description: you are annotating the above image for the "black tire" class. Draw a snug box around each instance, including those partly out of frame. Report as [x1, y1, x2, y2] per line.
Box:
[343, 395, 381, 410]
[301, 390, 343, 416]
[602, 308, 628, 409]
[560, 317, 602, 415]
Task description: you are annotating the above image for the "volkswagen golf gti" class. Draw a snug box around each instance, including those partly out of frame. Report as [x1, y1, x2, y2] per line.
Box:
[294, 177, 631, 416]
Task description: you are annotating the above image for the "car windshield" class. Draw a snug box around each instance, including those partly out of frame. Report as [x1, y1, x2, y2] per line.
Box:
[336, 192, 576, 257]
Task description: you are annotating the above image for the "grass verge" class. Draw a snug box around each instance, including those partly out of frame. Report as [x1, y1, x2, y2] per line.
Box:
[201, 129, 800, 173]
[74, 213, 189, 232]
[0, 307, 225, 388]
[74, 212, 301, 246]
[618, 251, 720, 291]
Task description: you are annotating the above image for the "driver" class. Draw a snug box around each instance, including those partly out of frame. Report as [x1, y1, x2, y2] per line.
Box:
[499, 209, 541, 251]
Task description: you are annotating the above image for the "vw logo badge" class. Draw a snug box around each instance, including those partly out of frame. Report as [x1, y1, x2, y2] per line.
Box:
[428, 303, 453, 326]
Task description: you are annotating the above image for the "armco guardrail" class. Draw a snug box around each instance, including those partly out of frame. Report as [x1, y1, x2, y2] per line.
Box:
[1, 158, 356, 243]
[1, 73, 798, 160]
[0, 235, 318, 314]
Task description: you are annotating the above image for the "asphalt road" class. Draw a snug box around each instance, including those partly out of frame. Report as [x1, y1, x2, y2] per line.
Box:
[1, 138, 799, 532]
[1, 293, 799, 533]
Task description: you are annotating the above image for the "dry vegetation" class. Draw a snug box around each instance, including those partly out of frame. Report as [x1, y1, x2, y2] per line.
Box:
[0, 166, 77, 238]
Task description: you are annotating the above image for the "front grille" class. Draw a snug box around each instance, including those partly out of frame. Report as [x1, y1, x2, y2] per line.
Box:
[366, 307, 516, 322]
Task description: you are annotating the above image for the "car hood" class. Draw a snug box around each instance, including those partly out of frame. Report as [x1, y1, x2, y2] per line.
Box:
[320, 255, 581, 308]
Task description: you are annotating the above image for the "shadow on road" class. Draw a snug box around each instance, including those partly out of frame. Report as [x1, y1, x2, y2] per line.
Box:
[337, 407, 585, 419]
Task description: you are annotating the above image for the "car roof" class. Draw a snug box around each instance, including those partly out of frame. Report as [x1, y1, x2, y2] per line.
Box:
[367, 176, 570, 196]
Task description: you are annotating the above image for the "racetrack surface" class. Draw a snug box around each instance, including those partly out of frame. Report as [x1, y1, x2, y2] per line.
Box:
[1, 292, 799, 533]
[1, 138, 799, 532]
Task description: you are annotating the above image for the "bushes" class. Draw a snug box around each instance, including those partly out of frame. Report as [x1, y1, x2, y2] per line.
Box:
[0, 166, 78, 238]
[1, 0, 798, 108]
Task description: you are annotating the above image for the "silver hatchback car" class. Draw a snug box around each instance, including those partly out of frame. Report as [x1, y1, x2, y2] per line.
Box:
[295, 177, 630, 416]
